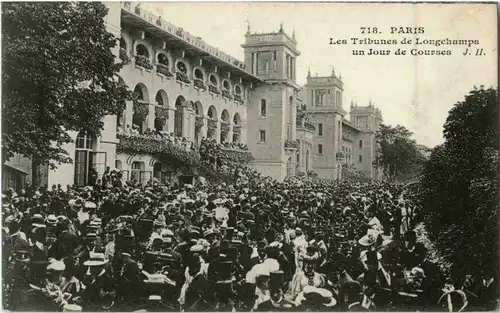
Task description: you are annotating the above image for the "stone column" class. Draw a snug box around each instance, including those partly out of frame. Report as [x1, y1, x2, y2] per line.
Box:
[227, 124, 233, 143]
[182, 107, 191, 139]
[147, 103, 155, 131]
[199, 117, 207, 145]
[189, 109, 196, 142]
[215, 121, 221, 143]
[167, 108, 176, 135]
[125, 100, 133, 129]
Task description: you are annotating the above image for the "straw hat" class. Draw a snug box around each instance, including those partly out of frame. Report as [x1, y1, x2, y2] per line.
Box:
[83, 253, 108, 267]
[63, 304, 82, 312]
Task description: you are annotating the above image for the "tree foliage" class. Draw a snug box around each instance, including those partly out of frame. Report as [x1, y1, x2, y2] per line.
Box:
[373, 124, 425, 182]
[420, 86, 498, 285]
[2, 2, 132, 167]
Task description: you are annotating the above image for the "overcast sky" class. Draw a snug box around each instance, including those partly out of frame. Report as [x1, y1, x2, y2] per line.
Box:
[139, 2, 497, 148]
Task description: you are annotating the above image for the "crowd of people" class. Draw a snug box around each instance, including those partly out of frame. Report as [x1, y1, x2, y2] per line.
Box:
[2, 163, 497, 312]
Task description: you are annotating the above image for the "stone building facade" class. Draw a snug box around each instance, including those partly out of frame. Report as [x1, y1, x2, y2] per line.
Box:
[6, 3, 383, 189]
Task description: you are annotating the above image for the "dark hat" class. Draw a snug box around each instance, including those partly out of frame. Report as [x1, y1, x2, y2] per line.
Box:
[120, 228, 135, 239]
[83, 232, 98, 241]
[14, 250, 30, 262]
[269, 271, 284, 289]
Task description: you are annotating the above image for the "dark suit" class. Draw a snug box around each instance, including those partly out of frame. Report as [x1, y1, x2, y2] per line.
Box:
[184, 274, 213, 312]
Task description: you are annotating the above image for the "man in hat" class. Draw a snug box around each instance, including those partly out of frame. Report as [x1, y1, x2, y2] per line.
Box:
[79, 253, 116, 311]
[115, 250, 142, 304]
[30, 227, 49, 284]
[5, 250, 31, 310]
[179, 254, 213, 312]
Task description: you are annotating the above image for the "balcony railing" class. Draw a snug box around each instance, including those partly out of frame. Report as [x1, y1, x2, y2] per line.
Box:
[220, 123, 230, 133]
[176, 71, 191, 84]
[285, 140, 299, 149]
[117, 133, 200, 168]
[120, 48, 130, 64]
[234, 94, 244, 104]
[135, 55, 153, 70]
[156, 64, 173, 77]
[194, 78, 206, 90]
[195, 116, 204, 128]
[208, 85, 220, 94]
[221, 89, 232, 99]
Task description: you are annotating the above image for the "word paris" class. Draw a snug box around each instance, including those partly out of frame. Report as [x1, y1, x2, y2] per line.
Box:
[359, 26, 425, 34]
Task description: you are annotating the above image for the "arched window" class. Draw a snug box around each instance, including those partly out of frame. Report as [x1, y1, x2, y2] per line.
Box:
[136, 44, 149, 58]
[174, 96, 185, 137]
[209, 74, 217, 86]
[222, 80, 230, 91]
[76, 130, 96, 150]
[194, 68, 204, 80]
[260, 99, 267, 117]
[176, 61, 187, 74]
[234, 85, 242, 95]
[157, 53, 169, 66]
[155, 92, 164, 106]
[134, 85, 145, 101]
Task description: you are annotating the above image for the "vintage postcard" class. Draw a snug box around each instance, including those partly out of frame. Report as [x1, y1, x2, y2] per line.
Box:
[2, 1, 498, 312]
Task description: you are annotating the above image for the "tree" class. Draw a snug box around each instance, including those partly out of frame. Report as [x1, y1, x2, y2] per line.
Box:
[2, 2, 133, 185]
[420, 86, 498, 298]
[373, 124, 425, 182]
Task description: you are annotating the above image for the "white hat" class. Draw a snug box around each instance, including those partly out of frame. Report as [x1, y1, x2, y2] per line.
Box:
[148, 295, 162, 301]
[47, 260, 66, 272]
[144, 274, 166, 284]
[83, 253, 108, 267]
[84, 202, 97, 209]
[63, 304, 82, 312]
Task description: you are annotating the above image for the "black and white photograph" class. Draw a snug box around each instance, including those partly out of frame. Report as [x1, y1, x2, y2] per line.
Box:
[1, 1, 498, 312]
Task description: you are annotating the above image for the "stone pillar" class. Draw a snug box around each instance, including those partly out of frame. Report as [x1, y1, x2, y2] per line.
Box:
[147, 103, 155, 131]
[125, 100, 133, 129]
[215, 121, 221, 143]
[189, 109, 196, 142]
[199, 117, 207, 145]
[227, 124, 233, 143]
[182, 107, 191, 139]
[167, 108, 176, 135]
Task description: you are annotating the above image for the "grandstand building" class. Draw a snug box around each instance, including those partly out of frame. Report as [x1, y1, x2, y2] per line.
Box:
[6, 2, 383, 189]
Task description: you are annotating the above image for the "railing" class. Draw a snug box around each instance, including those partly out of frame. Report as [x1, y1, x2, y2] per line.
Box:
[208, 85, 220, 94]
[234, 94, 244, 104]
[119, 48, 130, 64]
[194, 78, 205, 90]
[117, 133, 200, 168]
[220, 123, 230, 133]
[195, 116, 204, 128]
[122, 3, 249, 73]
[221, 90, 232, 99]
[176, 71, 191, 84]
[156, 64, 173, 77]
[207, 119, 218, 129]
[285, 140, 299, 149]
[135, 55, 153, 70]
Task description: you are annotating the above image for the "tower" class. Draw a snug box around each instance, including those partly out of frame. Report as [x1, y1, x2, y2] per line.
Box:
[242, 24, 301, 181]
[349, 102, 383, 179]
[304, 67, 346, 180]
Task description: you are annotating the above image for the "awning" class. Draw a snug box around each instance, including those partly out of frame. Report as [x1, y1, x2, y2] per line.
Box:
[3, 163, 29, 175]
